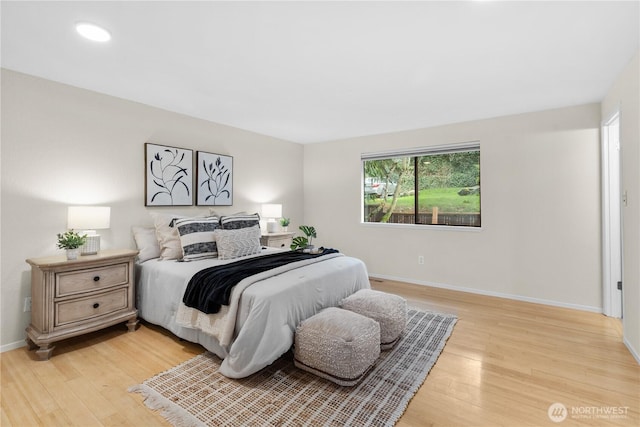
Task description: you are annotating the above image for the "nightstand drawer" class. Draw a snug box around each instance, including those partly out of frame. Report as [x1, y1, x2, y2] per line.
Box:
[267, 236, 292, 248]
[56, 263, 129, 297]
[260, 232, 295, 249]
[55, 288, 128, 327]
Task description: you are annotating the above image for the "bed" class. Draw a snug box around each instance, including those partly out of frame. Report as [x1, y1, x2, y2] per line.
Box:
[135, 247, 370, 378]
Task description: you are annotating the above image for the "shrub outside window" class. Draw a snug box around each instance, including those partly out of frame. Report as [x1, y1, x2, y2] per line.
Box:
[362, 143, 481, 227]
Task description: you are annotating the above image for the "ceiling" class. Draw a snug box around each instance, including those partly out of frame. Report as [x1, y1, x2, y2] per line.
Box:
[2, 1, 638, 144]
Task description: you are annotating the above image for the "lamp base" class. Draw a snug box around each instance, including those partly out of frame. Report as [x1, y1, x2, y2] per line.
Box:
[267, 221, 279, 233]
[81, 235, 100, 255]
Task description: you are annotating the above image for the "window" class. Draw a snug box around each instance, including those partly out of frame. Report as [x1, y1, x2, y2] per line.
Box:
[362, 142, 481, 227]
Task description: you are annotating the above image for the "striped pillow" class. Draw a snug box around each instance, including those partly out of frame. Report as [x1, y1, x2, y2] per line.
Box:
[214, 225, 262, 260]
[220, 213, 260, 230]
[174, 216, 220, 261]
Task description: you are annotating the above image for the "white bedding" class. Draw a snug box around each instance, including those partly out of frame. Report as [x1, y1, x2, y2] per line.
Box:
[135, 248, 370, 378]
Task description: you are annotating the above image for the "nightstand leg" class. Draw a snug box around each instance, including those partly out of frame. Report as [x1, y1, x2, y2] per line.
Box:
[35, 344, 54, 361]
[126, 317, 139, 332]
[25, 337, 38, 351]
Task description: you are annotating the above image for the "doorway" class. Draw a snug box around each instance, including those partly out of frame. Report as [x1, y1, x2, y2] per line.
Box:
[602, 111, 623, 318]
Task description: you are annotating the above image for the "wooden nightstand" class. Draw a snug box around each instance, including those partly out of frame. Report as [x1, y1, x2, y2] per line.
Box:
[260, 232, 295, 249]
[25, 248, 139, 360]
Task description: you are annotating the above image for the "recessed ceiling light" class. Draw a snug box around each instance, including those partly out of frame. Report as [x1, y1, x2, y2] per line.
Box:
[75, 22, 111, 42]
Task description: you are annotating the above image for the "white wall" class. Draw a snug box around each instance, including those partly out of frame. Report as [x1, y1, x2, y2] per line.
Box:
[0, 69, 304, 349]
[602, 51, 640, 362]
[304, 104, 602, 311]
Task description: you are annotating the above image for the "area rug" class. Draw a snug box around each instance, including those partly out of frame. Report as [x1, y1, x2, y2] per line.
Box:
[129, 308, 457, 427]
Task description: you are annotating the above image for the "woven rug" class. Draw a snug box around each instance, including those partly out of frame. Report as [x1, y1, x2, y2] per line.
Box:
[129, 308, 457, 427]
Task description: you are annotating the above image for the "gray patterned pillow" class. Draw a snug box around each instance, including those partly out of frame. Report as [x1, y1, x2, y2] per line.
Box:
[214, 225, 262, 260]
[174, 216, 220, 261]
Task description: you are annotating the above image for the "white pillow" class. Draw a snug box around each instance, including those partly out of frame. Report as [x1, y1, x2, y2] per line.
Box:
[174, 216, 220, 261]
[214, 225, 262, 260]
[150, 212, 186, 260]
[132, 227, 161, 263]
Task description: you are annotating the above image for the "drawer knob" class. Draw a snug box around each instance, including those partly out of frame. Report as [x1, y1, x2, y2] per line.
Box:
[93, 276, 100, 282]
[93, 303, 100, 309]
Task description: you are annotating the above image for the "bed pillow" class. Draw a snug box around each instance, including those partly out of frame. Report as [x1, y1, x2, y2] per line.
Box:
[132, 227, 161, 263]
[220, 213, 260, 230]
[174, 216, 220, 261]
[150, 212, 187, 260]
[214, 225, 262, 260]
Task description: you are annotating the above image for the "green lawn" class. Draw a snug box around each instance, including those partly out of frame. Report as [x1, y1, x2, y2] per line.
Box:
[366, 187, 480, 214]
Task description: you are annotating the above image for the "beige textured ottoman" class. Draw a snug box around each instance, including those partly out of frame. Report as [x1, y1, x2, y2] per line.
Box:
[294, 307, 380, 386]
[341, 289, 408, 350]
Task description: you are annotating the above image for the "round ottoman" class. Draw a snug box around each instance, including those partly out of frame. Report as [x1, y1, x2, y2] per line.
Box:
[293, 307, 380, 386]
[341, 289, 407, 350]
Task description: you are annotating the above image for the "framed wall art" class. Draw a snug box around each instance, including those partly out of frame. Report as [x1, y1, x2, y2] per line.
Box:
[145, 143, 193, 206]
[197, 151, 233, 206]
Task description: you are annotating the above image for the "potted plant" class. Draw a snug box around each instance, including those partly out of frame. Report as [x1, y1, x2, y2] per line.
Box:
[290, 225, 317, 252]
[57, 230, 87, 260]
[279, 217, 290, 232]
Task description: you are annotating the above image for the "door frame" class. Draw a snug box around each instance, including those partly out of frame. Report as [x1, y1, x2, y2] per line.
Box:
[601, 110, 623, 318]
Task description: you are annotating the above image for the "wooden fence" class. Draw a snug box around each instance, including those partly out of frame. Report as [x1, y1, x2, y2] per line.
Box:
[365, 207, 481, 227]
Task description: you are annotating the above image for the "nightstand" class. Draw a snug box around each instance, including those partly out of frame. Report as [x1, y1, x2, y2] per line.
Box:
[260, 232, 295, 249]
[25, 248, 139, 360]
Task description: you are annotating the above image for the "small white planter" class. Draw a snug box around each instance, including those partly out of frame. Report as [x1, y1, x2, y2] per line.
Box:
[66, 248, 80, 260]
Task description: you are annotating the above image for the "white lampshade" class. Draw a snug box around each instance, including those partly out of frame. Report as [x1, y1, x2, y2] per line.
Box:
[68, 206, 111, 229]
[261, 204, 282, 219]
[67, 206, 111, 255]
[261, 204, 282, 233]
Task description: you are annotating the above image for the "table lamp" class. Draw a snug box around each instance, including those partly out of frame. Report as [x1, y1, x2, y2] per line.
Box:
[261, 204, 282, 233]
[67, 206, 111, 255]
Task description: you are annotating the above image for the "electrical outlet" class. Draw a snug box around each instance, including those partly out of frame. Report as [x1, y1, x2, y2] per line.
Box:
[23, 297, 32, 312]
[418, 255, 424, 265]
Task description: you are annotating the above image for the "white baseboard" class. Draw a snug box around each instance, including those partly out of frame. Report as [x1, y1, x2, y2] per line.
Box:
[624, 337, 640, 365]
[369, 273, 602, 314]
[1, 340, 27, 353]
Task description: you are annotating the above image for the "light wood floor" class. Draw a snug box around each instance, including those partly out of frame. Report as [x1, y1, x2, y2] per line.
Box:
[1, 279, 638, 426]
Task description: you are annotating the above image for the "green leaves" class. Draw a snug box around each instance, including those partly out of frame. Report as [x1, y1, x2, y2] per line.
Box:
[290, 225, 317, 250]
[290, 236, 309, 251]
[299, 225, 316, 239]
[56, 230, 87, 250]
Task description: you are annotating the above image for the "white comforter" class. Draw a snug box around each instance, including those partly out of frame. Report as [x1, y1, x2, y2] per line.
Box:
[136, 248, 370, 378]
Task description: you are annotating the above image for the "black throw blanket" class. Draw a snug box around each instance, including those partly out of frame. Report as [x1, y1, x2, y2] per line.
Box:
[182, 249, 339, 314]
